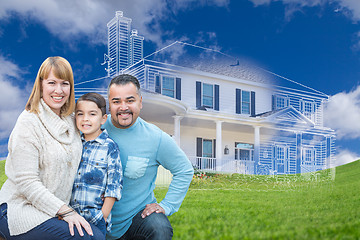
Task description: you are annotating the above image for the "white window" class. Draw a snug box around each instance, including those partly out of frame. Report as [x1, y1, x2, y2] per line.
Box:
[202, 139, 213, 158]
[274, 95, 289, 110]
[162, 76, 175, 98]
[241, 91, 250, 114]
[235, 142, 254, 161]
[276, 96, 286, 109]
[301, 100, 315, 121]
[202, 83, 214, 108]
[302, 147, 315, 165]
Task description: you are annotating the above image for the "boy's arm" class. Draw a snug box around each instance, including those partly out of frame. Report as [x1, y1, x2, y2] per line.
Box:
[101, 197, 116, 221]
[103, 141, 123, 221]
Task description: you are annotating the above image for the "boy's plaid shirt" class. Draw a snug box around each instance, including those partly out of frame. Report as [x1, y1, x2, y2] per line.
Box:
[70, 129, 122, 230]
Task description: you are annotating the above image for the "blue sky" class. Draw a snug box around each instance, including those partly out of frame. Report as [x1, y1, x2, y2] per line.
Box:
[0, 0, 360, 165]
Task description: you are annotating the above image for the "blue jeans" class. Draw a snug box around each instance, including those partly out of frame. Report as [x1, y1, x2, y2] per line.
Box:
[95, 217, 106, 237]
[118, 208, 173, 240]
[0, 203, 104, 240]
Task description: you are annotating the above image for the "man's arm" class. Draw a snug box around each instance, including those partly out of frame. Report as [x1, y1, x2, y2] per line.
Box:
[150, 131, 194, 216]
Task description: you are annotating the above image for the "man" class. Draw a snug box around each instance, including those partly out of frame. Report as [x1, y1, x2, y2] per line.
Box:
[103, 74, 194, 240]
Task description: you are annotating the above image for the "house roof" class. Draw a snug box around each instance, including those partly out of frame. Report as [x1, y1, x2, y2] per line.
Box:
[144, 41, 328, 98]
[257, 105, 315, 128]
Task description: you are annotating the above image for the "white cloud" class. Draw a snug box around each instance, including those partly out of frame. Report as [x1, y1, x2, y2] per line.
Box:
[0, 0, 229, 46]
[249, 0, 360, 22]
[331, 149, 359, 167]
[337, 0, 360, 21]
[0, 56, 26, 140]
[324, 85, 360, 140]
[250, 0, 324, 7]
[0, 0, 110, 44]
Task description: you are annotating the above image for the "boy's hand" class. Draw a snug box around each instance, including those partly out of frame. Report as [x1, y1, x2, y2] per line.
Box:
[101, 209, 108, 222]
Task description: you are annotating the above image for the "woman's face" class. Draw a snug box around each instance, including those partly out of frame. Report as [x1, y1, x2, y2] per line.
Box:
[41, 70, 71, 116]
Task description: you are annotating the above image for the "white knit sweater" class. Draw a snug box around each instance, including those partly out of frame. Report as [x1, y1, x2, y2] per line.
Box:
[0, 99, 82, 236]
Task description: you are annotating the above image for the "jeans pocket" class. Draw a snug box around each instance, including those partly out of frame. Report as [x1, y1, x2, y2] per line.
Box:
[124, 156, 149, 179]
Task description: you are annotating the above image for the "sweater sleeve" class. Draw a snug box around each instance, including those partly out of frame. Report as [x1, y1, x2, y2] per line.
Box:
[156, 132, 194, 216]
[6, 114, 65, 216]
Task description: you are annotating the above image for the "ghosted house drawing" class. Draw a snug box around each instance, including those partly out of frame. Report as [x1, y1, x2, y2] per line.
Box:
[76, 11, 336, 175]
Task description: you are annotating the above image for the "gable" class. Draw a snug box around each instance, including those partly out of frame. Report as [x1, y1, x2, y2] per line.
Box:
[263, 106, 314, 128]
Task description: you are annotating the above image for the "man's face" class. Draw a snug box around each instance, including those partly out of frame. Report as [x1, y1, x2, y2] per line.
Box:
[108, 83, 143, 129]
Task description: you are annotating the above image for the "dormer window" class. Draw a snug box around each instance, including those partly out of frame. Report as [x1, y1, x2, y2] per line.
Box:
[300, 100, 315, 121]
[272, 95, 289, 110]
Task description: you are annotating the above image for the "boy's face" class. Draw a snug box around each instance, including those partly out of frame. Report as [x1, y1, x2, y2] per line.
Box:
[75, 100, 107, 141]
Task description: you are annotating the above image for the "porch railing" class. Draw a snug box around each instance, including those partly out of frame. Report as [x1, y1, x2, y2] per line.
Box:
[221, 159, 255, 174]
[155, 158, 327, 186]
[189, 156, 217, 172]
[300, 164, 325, 173]
[188, 156, 255, 174]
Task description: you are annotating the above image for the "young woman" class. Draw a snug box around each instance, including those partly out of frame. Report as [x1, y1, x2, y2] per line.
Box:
[0, 57, 104, 239]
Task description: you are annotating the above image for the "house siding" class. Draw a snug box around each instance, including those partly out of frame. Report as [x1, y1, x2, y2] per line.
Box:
[273, 90, 326, 127]
[139, 64, 273, 116]
[119, 48, 336, 175]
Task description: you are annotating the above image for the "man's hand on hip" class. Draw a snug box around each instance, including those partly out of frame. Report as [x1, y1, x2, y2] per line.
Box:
[141, 203, 165, 218]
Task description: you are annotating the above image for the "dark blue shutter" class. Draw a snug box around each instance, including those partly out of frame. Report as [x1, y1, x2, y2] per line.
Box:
[251, 91, 255, 116]
[155, 75, 161, 93]
[196, 81, 201, 109]
[236, 89, 241, 114]
[235, 142, 238, 160]
[296, 134, 302, 174]
[326, 137, 331, 160]
[176, 78, 181, 100]
[213, 139, 216, 158]
[214, 84, 219, 111]
[272, 146, 276, 172]
[196, 137, 202, 157]
[272, 95, 276, 111]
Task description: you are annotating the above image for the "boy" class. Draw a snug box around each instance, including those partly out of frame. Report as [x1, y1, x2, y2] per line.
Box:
[70, 92, 123, 237]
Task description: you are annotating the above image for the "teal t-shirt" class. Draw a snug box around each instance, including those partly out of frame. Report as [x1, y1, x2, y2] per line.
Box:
[103, 117, 194, 239]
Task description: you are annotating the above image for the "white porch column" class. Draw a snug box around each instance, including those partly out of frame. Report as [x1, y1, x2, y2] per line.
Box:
[216, 121, 223, 171]
[173, 116, 183, 146]
[253, 126, 261, 173]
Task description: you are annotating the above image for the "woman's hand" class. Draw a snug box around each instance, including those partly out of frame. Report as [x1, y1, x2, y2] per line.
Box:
[63, 212, 93, 237]
[57, 205, 93, 237]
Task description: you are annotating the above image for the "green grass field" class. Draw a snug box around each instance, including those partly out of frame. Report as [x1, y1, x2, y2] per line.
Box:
[0, 160, 5, 187]
[155, 161, 360, 240]
[0, 159, 359, 239]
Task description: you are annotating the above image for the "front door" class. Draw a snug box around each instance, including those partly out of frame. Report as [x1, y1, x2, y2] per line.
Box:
[275, 145, 286, 174]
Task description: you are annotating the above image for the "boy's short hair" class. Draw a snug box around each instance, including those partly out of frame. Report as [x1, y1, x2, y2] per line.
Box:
[77, 93, 107, 116]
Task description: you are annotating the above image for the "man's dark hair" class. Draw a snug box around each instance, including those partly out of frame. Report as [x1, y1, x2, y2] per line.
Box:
[77, 92, 107, 116]
[108, 74, 141, 95]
